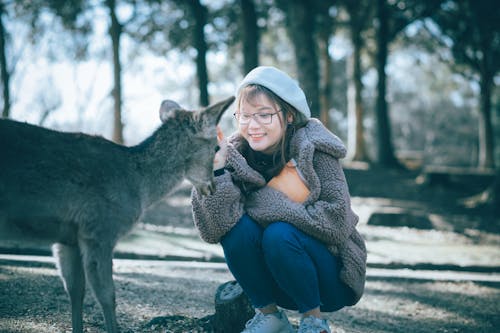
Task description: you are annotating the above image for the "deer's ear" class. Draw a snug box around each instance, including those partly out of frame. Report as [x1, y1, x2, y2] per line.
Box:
[201, 96, 235, 125]
[159, 100, 182, 123]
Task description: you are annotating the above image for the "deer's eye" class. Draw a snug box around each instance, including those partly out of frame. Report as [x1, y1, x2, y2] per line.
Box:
[215, 145, 220, 153]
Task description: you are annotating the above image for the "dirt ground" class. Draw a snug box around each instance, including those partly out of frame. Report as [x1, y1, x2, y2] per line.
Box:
[1, 166, 499, 332]
[1, 257, 499, 333]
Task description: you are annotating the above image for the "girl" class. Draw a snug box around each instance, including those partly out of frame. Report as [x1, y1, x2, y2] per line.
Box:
[192, 66, 366, 333]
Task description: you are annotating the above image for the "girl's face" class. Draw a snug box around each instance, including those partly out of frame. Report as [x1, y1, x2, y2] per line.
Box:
[237, 93, 290, 154]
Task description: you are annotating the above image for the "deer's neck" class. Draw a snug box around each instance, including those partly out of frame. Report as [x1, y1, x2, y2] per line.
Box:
[131, 123, 190, 208]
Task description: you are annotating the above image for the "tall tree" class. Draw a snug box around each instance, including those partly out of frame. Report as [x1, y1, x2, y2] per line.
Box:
[276, 0, 320, 118]
[240, 0, 259, 74]
[0, 0, 90, 121]
[316, 1, 337, 129]
[374, 0, 442, 167]
[137, 0, 211, 107]
[0, 1, 10, 118]
[106, 0, 124, 143]
[429, 0, 499, 169]
[374, 0, 393, 166]
[343, 0, 372, 162]
[0, 0, 46, 119]
[185, 0, 209, 106]
[47, 0, 129, 143]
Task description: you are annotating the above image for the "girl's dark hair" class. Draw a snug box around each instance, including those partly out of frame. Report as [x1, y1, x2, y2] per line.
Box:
[237, 84, 309, 177]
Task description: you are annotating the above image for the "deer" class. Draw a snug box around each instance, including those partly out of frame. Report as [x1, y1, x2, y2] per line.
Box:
[0, 96, 234, 333]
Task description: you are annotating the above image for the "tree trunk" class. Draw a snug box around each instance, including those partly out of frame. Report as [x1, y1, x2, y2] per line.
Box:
[347, 30, 369, 161]
[0, 2, 10, 119]
[280, 0, 320, 119]
[318, 16, 332, 129]
[493, 171, 500, 207]
[213, 281, 254, 333]
[344, 0, 370, 162]
[478, 70, 495, 169]
[375, 0, 399, 167]
[240, 0, 259, 74]
[189, 0, 209, 107]
[107, 0, 124, 144]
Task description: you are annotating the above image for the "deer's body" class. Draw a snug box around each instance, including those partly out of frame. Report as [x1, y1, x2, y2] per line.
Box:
[0, 97, 233, 333]
[1, 116, 194, 243]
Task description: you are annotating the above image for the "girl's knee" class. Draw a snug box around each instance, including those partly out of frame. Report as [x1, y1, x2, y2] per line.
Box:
[221, 214, 262, 251]
[262, 222, 300, 257]
[263, 222, 296, 242]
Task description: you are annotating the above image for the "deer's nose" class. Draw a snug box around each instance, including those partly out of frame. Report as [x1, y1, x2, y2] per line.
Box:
[198, 180, 215, 196]
[206, 181, 215, 195]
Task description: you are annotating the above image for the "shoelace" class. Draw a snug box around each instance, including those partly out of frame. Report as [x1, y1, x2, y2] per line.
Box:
[245, 312, 266, 330]
[299, 317, 328, 333]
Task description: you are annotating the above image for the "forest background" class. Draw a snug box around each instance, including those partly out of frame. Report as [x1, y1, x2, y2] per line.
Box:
[1, 2, 499, 331]
[1, 0, 499, 182]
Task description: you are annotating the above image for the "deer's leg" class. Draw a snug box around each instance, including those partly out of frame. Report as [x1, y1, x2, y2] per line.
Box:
[52, 243, 85, 333]
[80, 238, 118, 333]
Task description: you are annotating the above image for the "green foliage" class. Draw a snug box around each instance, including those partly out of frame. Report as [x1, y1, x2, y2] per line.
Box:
[3, 0, 496, 166]
[430, 0, 500, 78]
[385, 0, 443, 39]
[46, 0, 87, 30]
[428, 0, 499, 168]
[128, 0, 234, 57]
[6, 0, 94, 60]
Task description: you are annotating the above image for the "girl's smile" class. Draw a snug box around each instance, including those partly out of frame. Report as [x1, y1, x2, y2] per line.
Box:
[247, 132, 266, 140]
[237, 94, 287, 154]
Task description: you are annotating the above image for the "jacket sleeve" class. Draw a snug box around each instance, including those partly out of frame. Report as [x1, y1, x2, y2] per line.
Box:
[245, 151, 358, 251]
[191, 171, 245, 243]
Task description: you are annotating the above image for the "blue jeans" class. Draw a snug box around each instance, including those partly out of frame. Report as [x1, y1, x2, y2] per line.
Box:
[220, 214, 352, 313]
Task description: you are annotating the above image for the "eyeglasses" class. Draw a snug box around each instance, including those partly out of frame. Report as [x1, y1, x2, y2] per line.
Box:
[233, 112, 280, 125]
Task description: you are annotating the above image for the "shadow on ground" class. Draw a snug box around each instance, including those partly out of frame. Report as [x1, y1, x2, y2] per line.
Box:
[1, 257, 499, 333]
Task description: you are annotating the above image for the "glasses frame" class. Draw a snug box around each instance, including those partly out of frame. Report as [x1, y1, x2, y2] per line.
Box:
[233, 111, 281, 125]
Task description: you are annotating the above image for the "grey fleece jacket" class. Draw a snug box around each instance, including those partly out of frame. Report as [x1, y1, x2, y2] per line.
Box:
[191, 118, 366, 305]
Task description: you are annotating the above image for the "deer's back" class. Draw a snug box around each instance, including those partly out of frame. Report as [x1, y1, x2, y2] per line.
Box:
[0, 119, 143, 243]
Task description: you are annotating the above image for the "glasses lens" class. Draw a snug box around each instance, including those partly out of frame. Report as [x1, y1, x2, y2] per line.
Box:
[256, 114, 272, 124]
[234, 112, 275, 125]
[240, 114, 251, 124]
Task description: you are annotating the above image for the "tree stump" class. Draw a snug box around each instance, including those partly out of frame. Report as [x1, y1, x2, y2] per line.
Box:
[213, 280, 254, 332]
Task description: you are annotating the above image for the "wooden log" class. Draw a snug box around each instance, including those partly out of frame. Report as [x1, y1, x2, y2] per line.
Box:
[418, 165, 495, 187]
[213, 280, 254, 333]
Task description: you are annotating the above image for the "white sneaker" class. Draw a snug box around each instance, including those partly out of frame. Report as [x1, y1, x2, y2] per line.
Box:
[242, 310, 295, 333]
[298, 316, 331, 333]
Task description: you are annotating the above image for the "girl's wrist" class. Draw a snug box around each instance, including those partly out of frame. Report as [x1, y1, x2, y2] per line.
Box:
[214, 168, 225, 177]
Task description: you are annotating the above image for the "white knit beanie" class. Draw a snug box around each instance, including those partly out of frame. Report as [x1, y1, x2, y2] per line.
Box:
[236, 66, 311, 118]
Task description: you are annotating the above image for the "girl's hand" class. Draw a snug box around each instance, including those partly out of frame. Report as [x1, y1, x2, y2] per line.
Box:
[214, 126, 228, 170]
